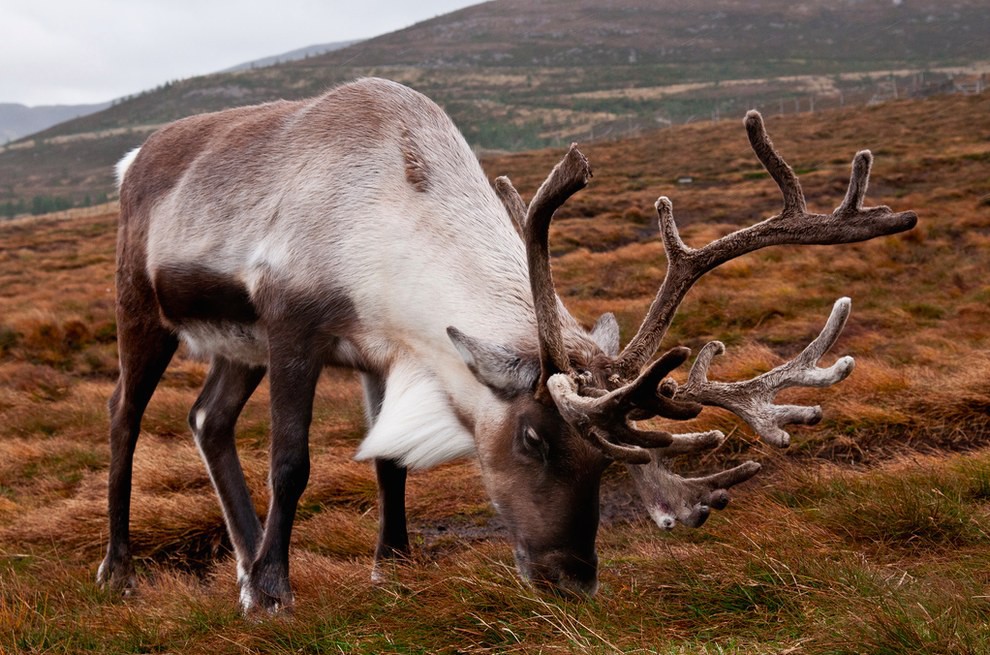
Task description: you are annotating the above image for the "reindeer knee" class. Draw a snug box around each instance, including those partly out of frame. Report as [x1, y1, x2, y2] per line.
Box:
[188, 407, 207, 434]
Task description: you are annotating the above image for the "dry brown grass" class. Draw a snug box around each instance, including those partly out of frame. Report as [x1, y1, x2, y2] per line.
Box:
[1, 92, 988, 653]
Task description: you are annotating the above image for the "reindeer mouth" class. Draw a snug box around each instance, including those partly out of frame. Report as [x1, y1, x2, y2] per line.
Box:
[513, 546, 599, 598]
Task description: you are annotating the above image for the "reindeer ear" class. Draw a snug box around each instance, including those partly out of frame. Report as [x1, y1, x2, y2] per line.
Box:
[447, 327, 540, 396]
[590, 312, 620, 357]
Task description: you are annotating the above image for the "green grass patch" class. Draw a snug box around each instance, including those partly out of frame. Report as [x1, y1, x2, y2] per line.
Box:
[771, 458, 990, 550]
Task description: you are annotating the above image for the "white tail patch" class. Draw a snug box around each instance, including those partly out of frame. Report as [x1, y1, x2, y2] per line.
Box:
[355, 361, 475, 469]
[115, 147, 142, 189]
[194, 409, 207, 432]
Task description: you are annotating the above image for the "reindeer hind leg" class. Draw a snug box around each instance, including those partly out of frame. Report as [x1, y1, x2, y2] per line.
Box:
[98, 275, 178, 593]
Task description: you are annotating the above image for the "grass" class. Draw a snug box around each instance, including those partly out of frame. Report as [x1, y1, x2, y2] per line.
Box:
[1, 91, 989, 652]
[6, 452, 990, 653]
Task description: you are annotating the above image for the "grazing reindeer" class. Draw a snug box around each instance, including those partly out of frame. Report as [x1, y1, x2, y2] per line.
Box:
[98, 78, 916, 611]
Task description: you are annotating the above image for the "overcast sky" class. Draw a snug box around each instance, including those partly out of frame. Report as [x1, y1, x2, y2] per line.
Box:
[1, 0, 481, 106]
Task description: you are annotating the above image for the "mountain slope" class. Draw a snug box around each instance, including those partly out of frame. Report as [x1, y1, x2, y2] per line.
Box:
[1, 0, 987, 212]
[312, 0, 989, 68]
[219, 40, 361, 73]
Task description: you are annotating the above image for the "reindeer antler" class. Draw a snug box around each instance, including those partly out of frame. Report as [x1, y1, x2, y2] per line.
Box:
[494, 175, 527, 233]
[629, 456, 762, 529]
[674, 297, 855, 447]
[523, 144, 592, 398]
[519, 147, 702, 461]
[615, 110, 917, 378]
[546, 348, 702, 464]
[515, 116, 915, 465]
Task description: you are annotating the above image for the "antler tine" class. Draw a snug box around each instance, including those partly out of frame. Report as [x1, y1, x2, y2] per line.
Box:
[494, 175, 528, 232]
[524, 145, 592, 397]
[659, 429, 726, 456]
[546, 348, 702, 464]
[675, 298, 856, 447]
[588, 427, 652, 465]
[614, 111, 917, 378]
[744, 110, 807, 214]
[614, 197, 695, 375]
[628, 457, 762, 529]
[837, 150, 872, 215]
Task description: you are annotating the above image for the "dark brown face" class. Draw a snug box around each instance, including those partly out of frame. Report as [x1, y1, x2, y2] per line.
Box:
[476, 397, 610, 597]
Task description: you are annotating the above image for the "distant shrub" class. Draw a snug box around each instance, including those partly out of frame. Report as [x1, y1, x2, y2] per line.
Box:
[621, 205, 649, 224]
[92, 319, 117, 344]
[60, 320, 90, 351]
[19, 317, 95, 367]
[0, 325, 18, 355]
[30, 195, 73, 215]
[905, 302, 945, 321]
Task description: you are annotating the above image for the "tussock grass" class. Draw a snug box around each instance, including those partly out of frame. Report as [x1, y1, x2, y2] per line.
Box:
[772, 453, 990, 551]
[2, 93, 989, 652]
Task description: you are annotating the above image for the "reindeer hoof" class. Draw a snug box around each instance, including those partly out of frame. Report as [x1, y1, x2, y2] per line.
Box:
[240, 572, 294, 617]
[96, 556, 137, 596]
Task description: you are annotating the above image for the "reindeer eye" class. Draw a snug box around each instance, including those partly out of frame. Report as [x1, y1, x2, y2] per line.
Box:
[516, 425, 550, 463]
[523, 426, 542, 449]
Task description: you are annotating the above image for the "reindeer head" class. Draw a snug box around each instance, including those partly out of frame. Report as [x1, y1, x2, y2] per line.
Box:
[449, 114, 917, 596]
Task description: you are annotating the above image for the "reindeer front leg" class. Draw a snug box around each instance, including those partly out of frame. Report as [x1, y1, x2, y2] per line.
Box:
[242, 336, 321, 615]
[362, 372, 411, 582]
[189, 357, 266, 594]
[373, 459, 410, 581]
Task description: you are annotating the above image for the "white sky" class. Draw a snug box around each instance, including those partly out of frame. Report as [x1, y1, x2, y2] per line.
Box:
[0, 0, 481, 106]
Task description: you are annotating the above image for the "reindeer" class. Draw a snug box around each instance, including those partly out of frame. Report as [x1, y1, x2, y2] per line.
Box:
[98, 78, 916, 611]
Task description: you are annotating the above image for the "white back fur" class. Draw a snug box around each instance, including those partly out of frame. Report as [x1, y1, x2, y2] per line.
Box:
[131, 78, 562, 469]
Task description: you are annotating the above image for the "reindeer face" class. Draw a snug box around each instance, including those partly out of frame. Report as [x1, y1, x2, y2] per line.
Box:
[447, 317, 706, 595]
[478, 397, 609, 596]
[447, 326, 611, 595]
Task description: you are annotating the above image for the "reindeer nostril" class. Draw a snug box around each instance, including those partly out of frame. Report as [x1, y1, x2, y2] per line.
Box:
[661, 517, 676, 530]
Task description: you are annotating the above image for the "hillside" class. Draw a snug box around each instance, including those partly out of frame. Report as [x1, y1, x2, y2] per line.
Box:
[0, 91, 988, 652]
[1, 0, 987, 213]
[0, 41, 360, 151]
[0, 101, 110, 143]
[315, 0, 990, 67]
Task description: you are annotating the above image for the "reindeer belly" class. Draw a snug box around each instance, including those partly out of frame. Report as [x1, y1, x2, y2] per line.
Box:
[152, 263, 270, 365]
[179, 322, 269, 366]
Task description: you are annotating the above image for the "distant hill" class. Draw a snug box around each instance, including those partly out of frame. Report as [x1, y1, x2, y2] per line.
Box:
[219, 40, 362, 73]
[1, 0, 987, 214]
[0, 102, 111, 143]
[0, 40, 360, 146]
[313, 0, 990, 68]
